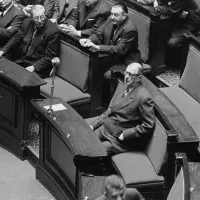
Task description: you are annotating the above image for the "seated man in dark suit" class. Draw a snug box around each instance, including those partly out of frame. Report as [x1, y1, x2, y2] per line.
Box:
[0, 0, 25, 47]
[50, 0, 78, 24]
[0, 5, 60, 78]
[80, 2, 141, 106]
[94, 175, 145, 200]
[15, 0, 55, 18]
[59, 0, 111, 37]
[86, 63, 155, 155]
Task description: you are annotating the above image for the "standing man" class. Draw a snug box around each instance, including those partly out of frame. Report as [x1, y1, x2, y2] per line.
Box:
[94, 175, 145, 200]
[0, 0, 25, 47]
[60, 0, 111, 37]
[0, 5, 60, 78]
[15, 0, 55, 18]
[86, 63, 155, 155]
[50, 0, 78, 24]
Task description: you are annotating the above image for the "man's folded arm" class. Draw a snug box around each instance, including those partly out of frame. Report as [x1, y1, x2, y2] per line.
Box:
[81, 11, 111, 37]
[2, 27, 24, 54]
[156, 0, 184, 17]
[123, 97, 155, 141]
[0, 14, 25, 39]
[92, 30, 137, 56]
[43, 0, 55, 18]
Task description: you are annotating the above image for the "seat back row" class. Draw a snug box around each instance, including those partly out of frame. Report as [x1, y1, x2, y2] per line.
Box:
[40, 0, 170, 117]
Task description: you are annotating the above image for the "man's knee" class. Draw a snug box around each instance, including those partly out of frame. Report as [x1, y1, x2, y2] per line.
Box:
[104, 69, 112, 80]
[168, 35, 185, 48]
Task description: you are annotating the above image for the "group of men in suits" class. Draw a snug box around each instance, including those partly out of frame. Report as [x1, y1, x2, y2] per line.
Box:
[0, 3, 59, 78]
[0, 0, 155, 156]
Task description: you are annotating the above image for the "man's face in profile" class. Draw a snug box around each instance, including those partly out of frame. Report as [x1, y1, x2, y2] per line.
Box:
[84, 0, 97, 7]
[32, 8, 46, 28]
[105, 188, 126, 200]
[110, 6, 126, 26]
[0, 0, 12, 10]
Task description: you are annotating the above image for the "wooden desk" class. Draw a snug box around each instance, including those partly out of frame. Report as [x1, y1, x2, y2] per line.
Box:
[31, 97, 107, 200]
[0, 57, 45, 159]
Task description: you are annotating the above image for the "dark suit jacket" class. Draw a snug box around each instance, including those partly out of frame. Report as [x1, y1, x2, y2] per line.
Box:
[15, 0, 54, 18]
[91, 81, 155, 148]
[2, 18, 60, 78]
[0, 5, 25, 46]
[67, 0, 111, 37]
[89, 16, 141, 68]
[52, 0, 78, 23]
[95, 188, 145, 200]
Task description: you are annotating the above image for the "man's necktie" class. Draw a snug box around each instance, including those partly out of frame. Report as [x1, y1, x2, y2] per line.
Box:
[124, 88, 129, 97]
[109, 25, 117, 45]
[26, 28, 37, 55]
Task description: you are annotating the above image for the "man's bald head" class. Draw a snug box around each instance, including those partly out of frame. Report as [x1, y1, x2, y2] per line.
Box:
[126, 62, 143, 76]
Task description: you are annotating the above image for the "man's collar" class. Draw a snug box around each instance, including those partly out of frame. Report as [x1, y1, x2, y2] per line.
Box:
[2, 2, 13, 16]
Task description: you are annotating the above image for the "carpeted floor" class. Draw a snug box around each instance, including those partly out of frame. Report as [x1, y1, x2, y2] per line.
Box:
[0, 147, 55, 200]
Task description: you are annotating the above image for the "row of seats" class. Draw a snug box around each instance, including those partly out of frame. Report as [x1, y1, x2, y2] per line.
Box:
[40, 0, 172, 117]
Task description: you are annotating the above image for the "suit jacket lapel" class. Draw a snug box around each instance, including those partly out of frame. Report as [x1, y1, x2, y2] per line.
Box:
[0, 5, 14, 27]
[110, 83, 141, 113]
[26, 21, 48, 57]
[112, 17, 128, 43]
[104, 22, 114, 44]
[80, 0, 102, 27]
[59, 0, 66, 17]
[23, 22, 34, 54]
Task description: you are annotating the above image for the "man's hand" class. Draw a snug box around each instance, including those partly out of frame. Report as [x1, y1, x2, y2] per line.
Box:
[59, 24, 68, 29]
[26, 66, 35, 72]
[0, 51, 4, 57]
[23, 5, 33, 16]
[79, 38, 91, 47]
[153, 0, 158, 10]
[118, 132, 124, 141]
[63, 25, 81, 37]
[50, 18, 57, 23]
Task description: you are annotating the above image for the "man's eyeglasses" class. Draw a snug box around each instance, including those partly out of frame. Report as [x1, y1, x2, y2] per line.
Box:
[124, 71, 139, 78]
[32, 15, 46, 22]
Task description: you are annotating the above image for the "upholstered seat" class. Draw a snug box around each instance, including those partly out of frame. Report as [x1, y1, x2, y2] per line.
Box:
[112, 152, 164, 188]
[161, 87, 200, 139]
[112, 120, 167, 189]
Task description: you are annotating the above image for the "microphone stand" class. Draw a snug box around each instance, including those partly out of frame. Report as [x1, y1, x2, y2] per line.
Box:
[47, 57, 60, 119]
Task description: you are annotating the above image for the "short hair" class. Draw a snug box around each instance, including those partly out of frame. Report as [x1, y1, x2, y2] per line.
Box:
[30, 5, 45, 17]
[104, 175, 126, 193]
[113, 3, 128, 14]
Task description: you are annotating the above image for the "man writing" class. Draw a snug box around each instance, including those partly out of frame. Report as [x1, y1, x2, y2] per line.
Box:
[86, 63, 155, 155]
[59, 0, 111, 37]
[0, 0, 25, 47]
[94, 175, 145, 200]
[0, 5, 60, 78]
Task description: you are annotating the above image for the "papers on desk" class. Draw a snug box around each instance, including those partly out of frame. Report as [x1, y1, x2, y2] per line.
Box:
[44, 103, 67, 111]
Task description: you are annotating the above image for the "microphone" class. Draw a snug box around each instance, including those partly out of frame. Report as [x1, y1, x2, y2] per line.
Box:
[50, 57, 60, 76]
[47, 57, 60, 118]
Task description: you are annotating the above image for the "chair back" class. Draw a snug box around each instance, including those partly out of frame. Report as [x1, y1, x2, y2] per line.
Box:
[179, 44, 200, 104]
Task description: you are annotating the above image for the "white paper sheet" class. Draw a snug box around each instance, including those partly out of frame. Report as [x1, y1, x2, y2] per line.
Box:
[44, 103, 67, 111]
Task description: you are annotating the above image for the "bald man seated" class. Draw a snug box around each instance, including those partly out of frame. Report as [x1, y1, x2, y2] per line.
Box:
[94, 175, 145, 200]
[86, 63, 155, 155]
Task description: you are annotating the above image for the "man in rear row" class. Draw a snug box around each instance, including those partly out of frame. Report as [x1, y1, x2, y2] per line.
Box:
[0, 5, 60, 78]
[86, 63, 155, 155]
